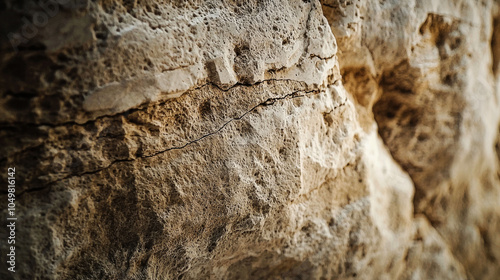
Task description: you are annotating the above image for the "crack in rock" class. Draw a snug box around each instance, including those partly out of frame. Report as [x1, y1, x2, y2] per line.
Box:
[0, 78, 309, 129]
[16, 88, 319, 197]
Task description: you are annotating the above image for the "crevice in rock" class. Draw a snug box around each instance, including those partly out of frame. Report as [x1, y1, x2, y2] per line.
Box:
[496, 126, 500, 162]
[309, 53, 336, 61]
[0, 79, 307, 129]
[15, 88, 320, 197]
[0, 78, 309, 129]
[321, 3, 336, 10]
[492, 13, 500, 76]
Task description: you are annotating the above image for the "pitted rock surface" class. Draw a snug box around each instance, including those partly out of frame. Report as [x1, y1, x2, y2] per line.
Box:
[0, 0, 499, 279]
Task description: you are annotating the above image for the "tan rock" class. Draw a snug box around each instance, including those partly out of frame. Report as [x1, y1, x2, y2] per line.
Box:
[0, 0, 499, 279]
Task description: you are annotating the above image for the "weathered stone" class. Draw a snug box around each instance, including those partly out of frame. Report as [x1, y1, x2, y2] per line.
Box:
[0, 0, 499, 279]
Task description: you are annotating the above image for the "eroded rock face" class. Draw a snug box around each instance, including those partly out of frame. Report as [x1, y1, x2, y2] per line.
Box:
[0, 0, 499, 279]
[323, 0, 500, 278]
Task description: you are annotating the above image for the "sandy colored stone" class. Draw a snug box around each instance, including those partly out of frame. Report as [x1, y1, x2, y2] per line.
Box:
[323, 0, 500, 279]
[0, 0, 499, 279]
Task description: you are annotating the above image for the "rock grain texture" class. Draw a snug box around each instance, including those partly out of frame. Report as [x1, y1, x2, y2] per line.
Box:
[0, 0, 499, 279]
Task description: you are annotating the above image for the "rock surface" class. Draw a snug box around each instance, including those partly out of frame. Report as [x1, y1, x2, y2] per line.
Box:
[0, 0, 499, 279]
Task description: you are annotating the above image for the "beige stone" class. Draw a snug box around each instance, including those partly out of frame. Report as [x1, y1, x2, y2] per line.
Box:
[0, 0, 499, 279]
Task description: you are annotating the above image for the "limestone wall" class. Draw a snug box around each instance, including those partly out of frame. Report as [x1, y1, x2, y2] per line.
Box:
[0, 0, 499, 279]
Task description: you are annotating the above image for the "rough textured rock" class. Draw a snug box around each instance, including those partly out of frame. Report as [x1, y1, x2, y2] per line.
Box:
[0, 0, 499, 279]
[323, 0, 500, 278]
